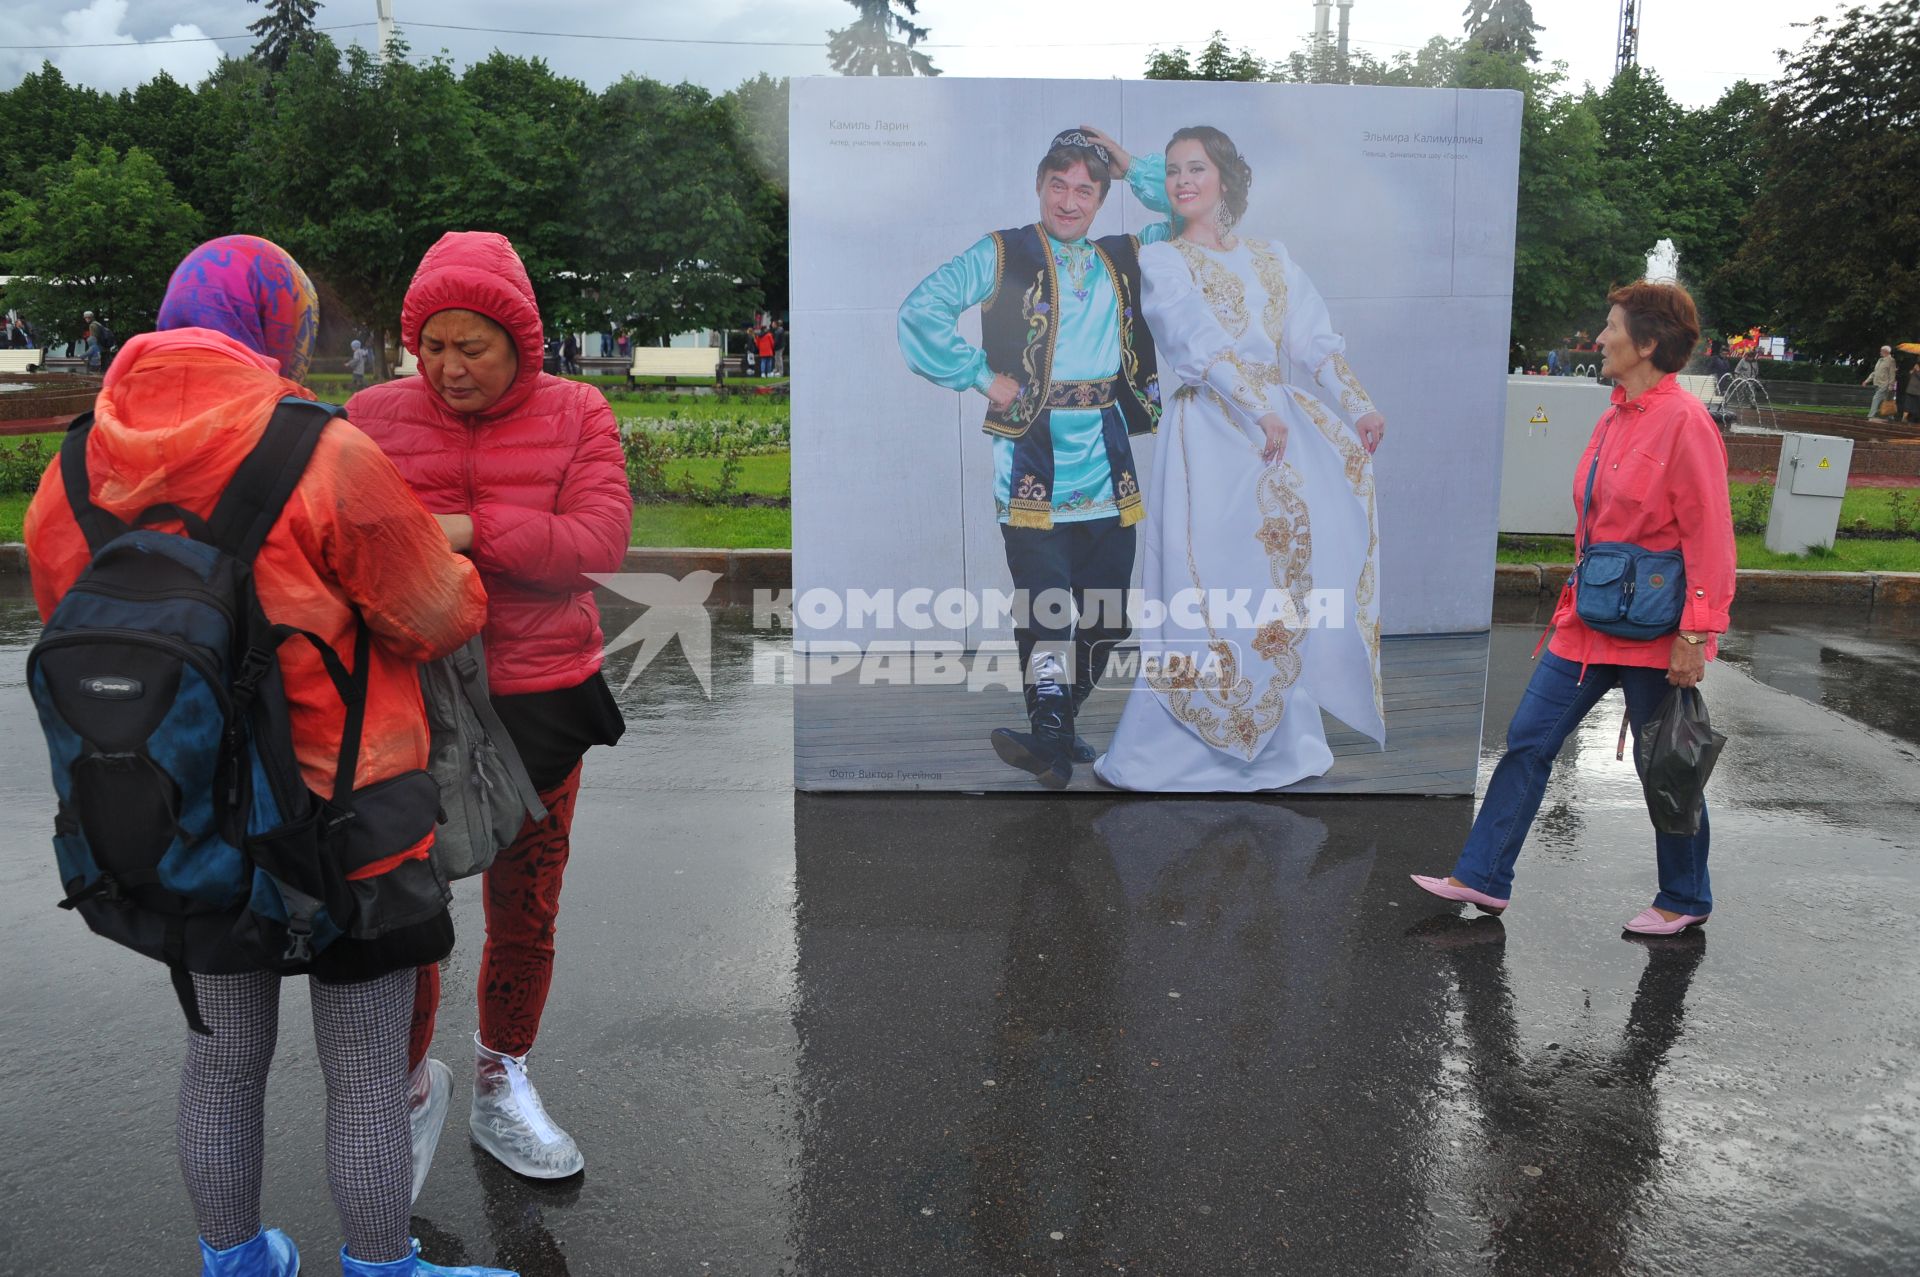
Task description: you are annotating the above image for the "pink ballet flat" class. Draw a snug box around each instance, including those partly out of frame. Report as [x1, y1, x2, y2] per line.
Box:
[1410, 874, 1509, 915]
[1623, 907, 1708, 935]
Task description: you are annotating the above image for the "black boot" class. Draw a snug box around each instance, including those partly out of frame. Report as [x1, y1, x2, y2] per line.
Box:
[990, 680, 1075, 790]
[1064, 636, 1117, 764]
[1066, 683, 1097, 764]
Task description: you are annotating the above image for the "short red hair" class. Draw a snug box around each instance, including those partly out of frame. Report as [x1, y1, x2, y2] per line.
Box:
[1606, 281, 1701, 374]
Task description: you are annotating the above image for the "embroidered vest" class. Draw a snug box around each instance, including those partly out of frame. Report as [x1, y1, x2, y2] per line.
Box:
[980, 225, 1161, 441]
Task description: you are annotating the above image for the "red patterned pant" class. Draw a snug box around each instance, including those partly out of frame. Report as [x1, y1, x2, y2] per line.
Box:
[409, 763, 582, 1065]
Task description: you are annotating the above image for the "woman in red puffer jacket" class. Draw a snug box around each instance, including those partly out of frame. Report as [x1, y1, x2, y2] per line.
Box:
[348, 231, 631, 1189]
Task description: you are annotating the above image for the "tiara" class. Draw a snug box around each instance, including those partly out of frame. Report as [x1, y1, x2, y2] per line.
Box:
[1050, 129, 1112, 166]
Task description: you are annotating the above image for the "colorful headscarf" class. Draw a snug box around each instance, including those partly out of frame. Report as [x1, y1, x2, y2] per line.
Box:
[157, 235, 319, 382]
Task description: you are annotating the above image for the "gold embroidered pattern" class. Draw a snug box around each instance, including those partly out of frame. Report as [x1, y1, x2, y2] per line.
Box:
[1114, 467, 1144, 527]
[1246, 239, 1290, 354]
[1014, 252, 1055, 425]
[1200, 348, 1264, 415]
[1092, 238, 1161, 428]
[1320, 352, 1376, 419]
[1045, 377, 1119, 409]
[1174, 240, 1248, 338]
[1144, 396, 1312, 759]
[984, 230, 1011, 313]
[1008, 471, 1052, 530]
[1291, 388, 1383, 716]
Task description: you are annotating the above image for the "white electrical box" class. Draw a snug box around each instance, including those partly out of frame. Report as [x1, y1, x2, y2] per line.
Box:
[1499, 377, 1615, 535]
[1766, 433, 1853, 554]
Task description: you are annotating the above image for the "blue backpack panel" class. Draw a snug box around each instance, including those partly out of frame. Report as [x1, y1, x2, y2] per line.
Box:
[29, 399, 445, 1031]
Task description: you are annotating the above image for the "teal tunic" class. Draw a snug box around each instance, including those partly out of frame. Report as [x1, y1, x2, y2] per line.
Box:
[899, 155, 1173, 524]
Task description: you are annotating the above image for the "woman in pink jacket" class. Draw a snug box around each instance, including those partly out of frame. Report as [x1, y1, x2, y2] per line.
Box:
[1413, 282, 1736, 936]
[348, 232, 631, 1187]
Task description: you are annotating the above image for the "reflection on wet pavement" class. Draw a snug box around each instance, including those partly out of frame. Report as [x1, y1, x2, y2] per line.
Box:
[1, 578, 1915, 1274]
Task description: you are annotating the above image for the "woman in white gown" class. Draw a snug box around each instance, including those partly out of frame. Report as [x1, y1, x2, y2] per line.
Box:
[1095, 125, 1388, 792]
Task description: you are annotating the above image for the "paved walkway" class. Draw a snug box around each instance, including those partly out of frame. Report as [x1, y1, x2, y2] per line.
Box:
[1, 583, 1915, 1274]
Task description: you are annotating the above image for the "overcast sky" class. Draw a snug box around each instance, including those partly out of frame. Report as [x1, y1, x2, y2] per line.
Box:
[3, 0, 1829, 107]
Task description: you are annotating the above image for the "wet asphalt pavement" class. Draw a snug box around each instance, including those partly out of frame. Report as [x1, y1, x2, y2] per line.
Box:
[2, 579, 1917, 1276]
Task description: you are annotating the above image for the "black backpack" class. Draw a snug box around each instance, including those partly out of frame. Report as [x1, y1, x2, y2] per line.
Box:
[29, 398, 447, 1031]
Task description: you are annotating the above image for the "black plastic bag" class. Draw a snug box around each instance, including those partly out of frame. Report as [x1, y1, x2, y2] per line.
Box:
[1635, 687, 1728, 836]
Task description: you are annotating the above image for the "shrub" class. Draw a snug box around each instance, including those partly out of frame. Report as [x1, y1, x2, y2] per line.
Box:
[0, 438, 50, 496]
[1891, 490, 1914, 538]
[1732, 476, 1774, 534]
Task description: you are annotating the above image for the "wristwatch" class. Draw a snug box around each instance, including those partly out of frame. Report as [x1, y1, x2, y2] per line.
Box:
[1677, 632, 1706, 646]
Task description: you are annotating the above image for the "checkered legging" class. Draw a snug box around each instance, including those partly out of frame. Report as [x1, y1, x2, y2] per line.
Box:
[177, 969, 414, 1262]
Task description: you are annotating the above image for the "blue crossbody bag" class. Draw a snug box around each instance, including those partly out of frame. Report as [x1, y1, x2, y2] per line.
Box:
[1572, 416, 1687, 640]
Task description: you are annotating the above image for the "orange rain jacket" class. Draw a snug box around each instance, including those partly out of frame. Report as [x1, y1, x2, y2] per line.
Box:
[26, 329, 489, 808]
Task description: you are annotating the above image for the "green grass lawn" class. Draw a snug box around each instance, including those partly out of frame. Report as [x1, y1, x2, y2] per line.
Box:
[0, 490, 791, 548]
[629, 502, 789, 548]
[0, 491, 26, 541]
[616, 400, 789, 426]
[1500, 532, 1920, 573]
[663, 454, 790, 496]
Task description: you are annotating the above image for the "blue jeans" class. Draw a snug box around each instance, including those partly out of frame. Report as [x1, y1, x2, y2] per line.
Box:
[1452, 651, 1712, 915]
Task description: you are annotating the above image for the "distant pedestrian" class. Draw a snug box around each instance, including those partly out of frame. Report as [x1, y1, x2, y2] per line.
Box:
[560, 332, 580, 376]
[82, 310, 113, 372]
[616, 331, 630, 359]
[1706, 340, 1731, 385]
[1901, 358, 1920, 425]
[1547, 349, 1561, 376]
[1733, 352, 1756, 381]
[348, 338, 373, 390]
[774, 320, 788, 375]
[1865, 345, 1897, 419]
[754, 326, 775, 377]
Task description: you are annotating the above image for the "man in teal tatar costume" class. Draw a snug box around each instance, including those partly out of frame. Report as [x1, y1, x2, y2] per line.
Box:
[899, 128, 1172, 789]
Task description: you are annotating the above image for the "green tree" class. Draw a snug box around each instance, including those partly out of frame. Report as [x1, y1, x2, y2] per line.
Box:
[1585, 66, 1682, 286]
[576, 77, 770, 344]
[726, 74, 791, 316]
[457, 54, 595, 327]
[828, 0, 940, 77]
[1691, 81, 1772, 333]
[175, 58, 272, 237]
[1464, 0, 1542, 63]
[249, 0, 321, 72]
[0, 63, 113, 195]
[236, 38, 485, 373]
[0, 142, 203, 339]
[1457, 52, 1633, 350]
[1727, 0, 1920, 358]
[1144, 31, 1268, 81]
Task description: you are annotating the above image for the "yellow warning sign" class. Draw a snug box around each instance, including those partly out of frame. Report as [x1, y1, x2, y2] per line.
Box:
[1528, 407, 1549, 424]
[1818, 457, 1831, 469]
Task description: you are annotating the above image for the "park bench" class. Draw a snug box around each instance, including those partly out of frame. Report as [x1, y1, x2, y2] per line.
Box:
[0, 349, 44, 374]
[628, 346, 722, 387]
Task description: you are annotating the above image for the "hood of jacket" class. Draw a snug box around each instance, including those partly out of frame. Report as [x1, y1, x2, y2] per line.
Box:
[85, 328, 316, 515]
[399, 230, 546, 422]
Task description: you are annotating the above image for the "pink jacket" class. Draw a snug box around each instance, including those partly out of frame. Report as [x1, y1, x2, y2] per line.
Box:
[347, 232, 632, 696]
[1550, 375, 1737, 670]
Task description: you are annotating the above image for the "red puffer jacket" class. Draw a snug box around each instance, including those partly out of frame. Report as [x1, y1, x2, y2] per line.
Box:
[347, 231, 632, 696]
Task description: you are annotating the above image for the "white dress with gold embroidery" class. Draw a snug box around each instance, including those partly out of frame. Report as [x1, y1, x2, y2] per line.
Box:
[1095, 237, 1384, 791]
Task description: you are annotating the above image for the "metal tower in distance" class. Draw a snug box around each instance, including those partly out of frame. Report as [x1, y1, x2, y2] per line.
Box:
[1616, 0, 1641, 76]
[1311, 1, 1354, 62]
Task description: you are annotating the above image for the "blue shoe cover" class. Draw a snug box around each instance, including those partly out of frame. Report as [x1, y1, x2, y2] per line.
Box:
[199, 1227, 299, 1276]
[339, 1237, 519, 1276]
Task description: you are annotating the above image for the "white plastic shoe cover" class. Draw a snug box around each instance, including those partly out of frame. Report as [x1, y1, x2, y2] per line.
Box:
[468, 1032, 584, 1178]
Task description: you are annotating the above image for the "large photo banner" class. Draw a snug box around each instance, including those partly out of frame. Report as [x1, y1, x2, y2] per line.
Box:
[790, 77, 1522, 794]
